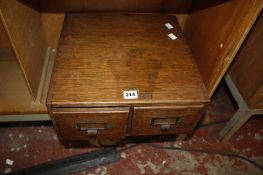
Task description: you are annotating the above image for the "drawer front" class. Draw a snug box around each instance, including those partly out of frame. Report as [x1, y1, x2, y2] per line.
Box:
[52, 107, 129, 140]
[131, 106, 204, 136]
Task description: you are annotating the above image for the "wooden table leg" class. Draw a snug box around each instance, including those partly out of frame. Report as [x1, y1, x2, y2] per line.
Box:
[218, 74, 263, 142]
[218, 108, 251, 142]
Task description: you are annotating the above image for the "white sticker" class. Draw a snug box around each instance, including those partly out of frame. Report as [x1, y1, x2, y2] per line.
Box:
[168, 33, 177, 40]
[6, 159, 14, 166]
[123, 90, 138, 99]
[165, 23, 173, 29]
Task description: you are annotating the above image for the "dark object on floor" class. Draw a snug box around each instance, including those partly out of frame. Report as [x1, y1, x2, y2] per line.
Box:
[7, 148, 118, 175]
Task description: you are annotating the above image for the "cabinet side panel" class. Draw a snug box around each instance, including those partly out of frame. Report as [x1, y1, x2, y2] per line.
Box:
[184, 0, 263, 97]
[41, 13, 65, 48]
[0, 0, 48, 99]
[229, 12, 263, 109]
[0, 19, 16, 61]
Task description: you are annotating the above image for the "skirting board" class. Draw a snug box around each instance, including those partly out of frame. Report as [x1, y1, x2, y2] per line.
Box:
[0, 114, 51, 122]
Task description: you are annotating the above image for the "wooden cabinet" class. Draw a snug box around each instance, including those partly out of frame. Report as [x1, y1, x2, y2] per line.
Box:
[229, 11, 263, 110]
[219, 11, 263, 141]
[0, 0, 262, 144]
[47, 13, 209, 143]
[0, 0, 62, 114]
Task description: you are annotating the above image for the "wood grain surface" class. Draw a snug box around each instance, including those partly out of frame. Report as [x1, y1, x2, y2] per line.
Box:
[48, 13, 209, 107]
[41, 13, 65, 48]
[0, 20, 16, 61]
[0, 61, 47, 114]
[229, 11, 263, 109]
[132, 105, 204, 136]
[0, 0, 47, 99]
[184, 0, 263, 97]
[52, 107, 129, 140]
[40, 0, 192, 13]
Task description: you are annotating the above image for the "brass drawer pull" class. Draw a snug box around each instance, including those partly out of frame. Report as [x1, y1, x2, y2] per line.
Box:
[75, 122, 109, 136]
[151, 117, 181, 131]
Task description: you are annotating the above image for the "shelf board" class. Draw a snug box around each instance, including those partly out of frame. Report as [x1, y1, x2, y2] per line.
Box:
[0, 61, 47, 114]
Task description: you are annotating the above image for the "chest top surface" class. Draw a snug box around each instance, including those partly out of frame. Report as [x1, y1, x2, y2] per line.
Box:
[48, 13, 209, 107]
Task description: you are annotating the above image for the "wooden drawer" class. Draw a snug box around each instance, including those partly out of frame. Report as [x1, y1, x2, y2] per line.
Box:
[131, 106, 204, 136]
[52, 107, 129, 141]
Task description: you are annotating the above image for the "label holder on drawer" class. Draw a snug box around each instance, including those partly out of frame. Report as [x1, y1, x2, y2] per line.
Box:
[75, 122, 109, 136]
[151, 117, 181, 131]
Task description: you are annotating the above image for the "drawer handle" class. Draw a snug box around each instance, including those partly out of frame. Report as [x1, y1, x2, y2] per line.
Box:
[151, 117, 181, 131]
[75, 122, 108, 136]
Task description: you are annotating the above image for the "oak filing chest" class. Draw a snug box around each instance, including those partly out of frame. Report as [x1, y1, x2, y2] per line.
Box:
[47, 13, 209, 144]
